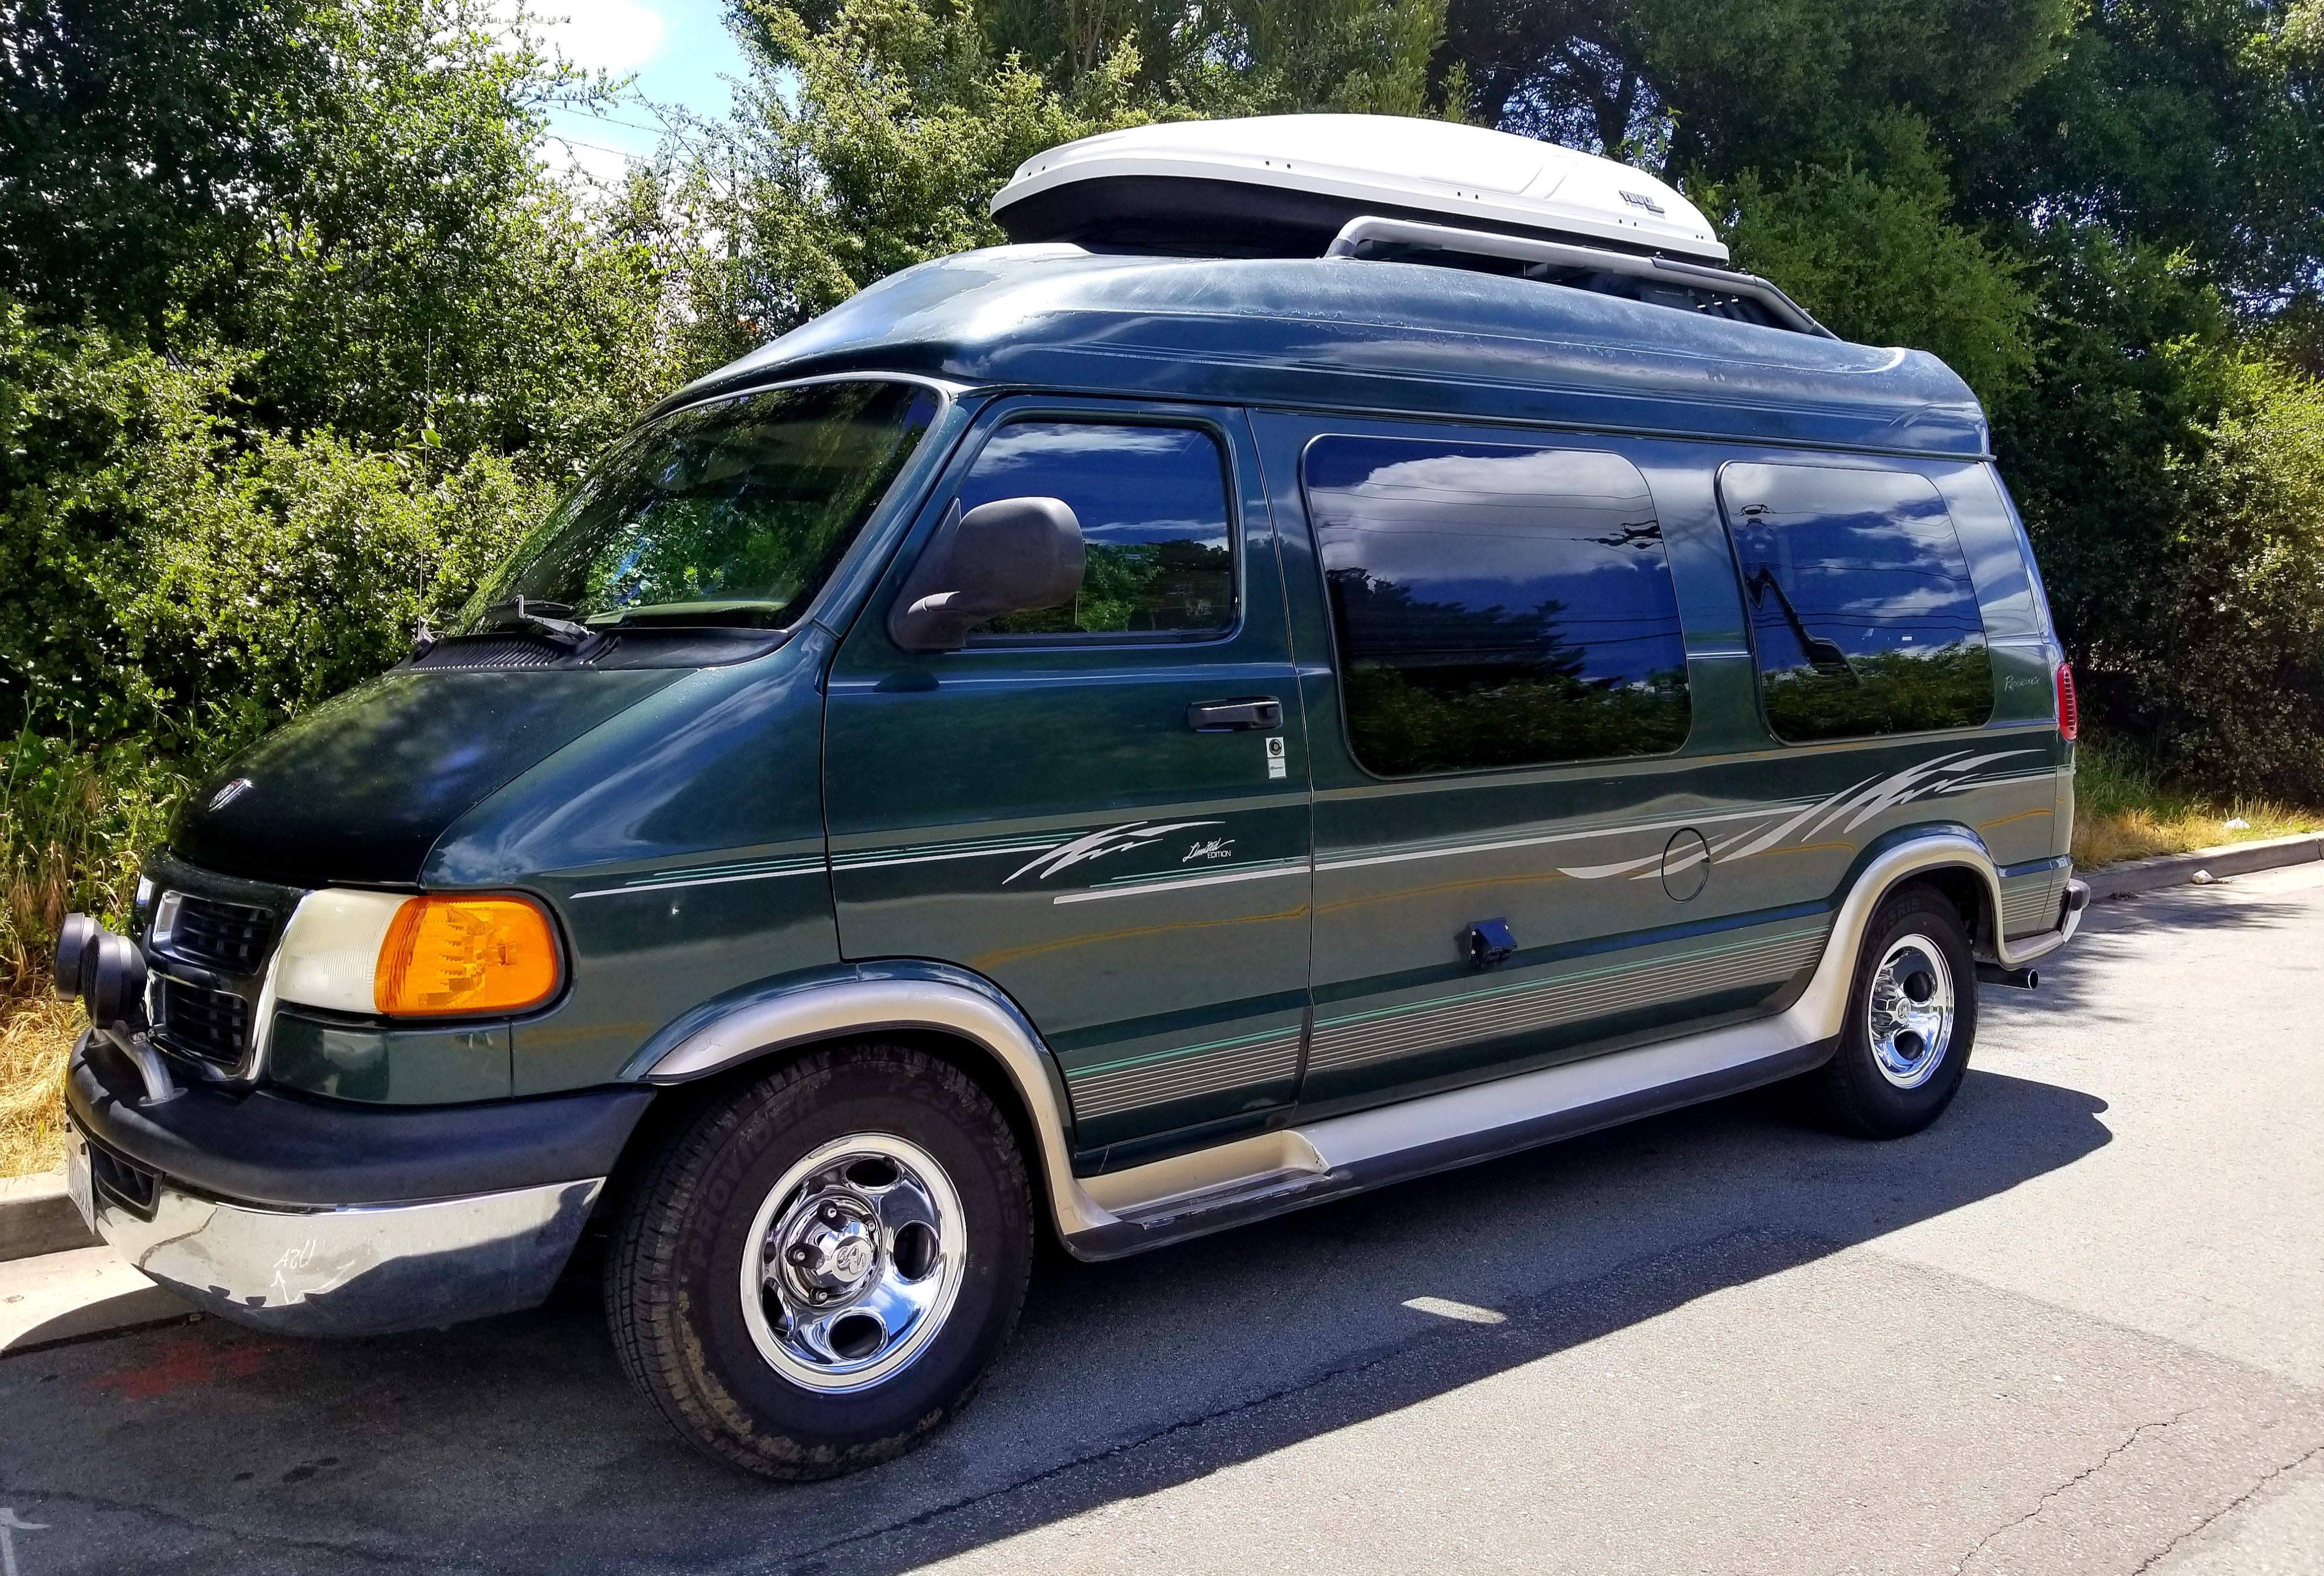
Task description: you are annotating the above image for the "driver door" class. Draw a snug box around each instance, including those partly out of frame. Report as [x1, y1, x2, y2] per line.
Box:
[822, 399, 1314, 1171]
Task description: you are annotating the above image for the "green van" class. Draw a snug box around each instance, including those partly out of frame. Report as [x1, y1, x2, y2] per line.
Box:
[55, 116, 2088, 1478]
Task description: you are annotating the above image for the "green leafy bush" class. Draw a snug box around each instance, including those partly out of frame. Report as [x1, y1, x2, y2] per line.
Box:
[2118, 357, 2324, 798]
[0, 306, 547, 754]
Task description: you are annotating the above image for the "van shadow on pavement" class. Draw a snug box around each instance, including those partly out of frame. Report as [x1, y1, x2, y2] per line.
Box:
[0, 1048, 2111, 1576]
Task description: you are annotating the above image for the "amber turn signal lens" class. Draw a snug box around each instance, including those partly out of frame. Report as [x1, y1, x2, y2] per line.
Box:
[374, 897, 560, 1017]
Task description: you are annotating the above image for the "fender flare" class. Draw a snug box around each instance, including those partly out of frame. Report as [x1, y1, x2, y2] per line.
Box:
[625, 961, 1119, 1243]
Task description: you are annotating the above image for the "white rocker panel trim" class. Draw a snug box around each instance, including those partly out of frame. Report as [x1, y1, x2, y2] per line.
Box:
[640, 836, 2079, 1258]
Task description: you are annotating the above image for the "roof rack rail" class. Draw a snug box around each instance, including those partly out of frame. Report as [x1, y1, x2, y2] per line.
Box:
[1325, 216, 1835, 339]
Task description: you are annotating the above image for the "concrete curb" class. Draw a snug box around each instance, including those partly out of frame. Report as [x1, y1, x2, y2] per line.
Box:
[0, 1243, 193, 1354]
[0, 1169, 98, 1263]
[2081, 830, 2324, 903]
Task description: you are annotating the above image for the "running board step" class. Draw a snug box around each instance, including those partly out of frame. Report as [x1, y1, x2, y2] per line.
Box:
[1110, 1166, 1350, 1232]
[1064, 1032, 1834, 1260]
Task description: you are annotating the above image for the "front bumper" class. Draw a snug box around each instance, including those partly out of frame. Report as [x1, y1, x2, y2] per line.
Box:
[76, 1128, 601, 1336]
[66, 1031, 652, 1335]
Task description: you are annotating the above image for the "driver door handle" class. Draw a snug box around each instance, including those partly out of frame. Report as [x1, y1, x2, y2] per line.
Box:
[1187, 697, 1283, 733]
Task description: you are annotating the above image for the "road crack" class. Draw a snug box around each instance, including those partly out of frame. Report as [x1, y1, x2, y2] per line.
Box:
[2126, 1439, 2324, 1574]
[1955, 1410, 2192, 1571]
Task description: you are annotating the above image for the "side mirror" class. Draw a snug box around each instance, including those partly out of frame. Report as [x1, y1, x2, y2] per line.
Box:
[888, 496, 1085, 651]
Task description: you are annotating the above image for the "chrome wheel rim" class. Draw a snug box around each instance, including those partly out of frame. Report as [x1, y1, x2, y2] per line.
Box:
[1867, 933, 1955, 1089]
[740, 1133, 966, 1394]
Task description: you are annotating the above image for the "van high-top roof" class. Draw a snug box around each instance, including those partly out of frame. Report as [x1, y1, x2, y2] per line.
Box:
[669, 246, 1989, 461]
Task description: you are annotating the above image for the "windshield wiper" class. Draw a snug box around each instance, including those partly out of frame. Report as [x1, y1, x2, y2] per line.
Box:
[484, 597, 595, 649]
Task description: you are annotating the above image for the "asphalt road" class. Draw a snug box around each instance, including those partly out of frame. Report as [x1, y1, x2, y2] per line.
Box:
[3, 864, 2321, 1575]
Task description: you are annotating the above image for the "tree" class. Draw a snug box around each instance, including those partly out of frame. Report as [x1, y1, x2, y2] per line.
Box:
[0, 0, 331, 335]
[673, 0, 1159, 351]
[0, 0, 667, 745]
[1712, 115, 2036, 409]
[1440, 0, 2075, 175]
[1956, 0, 2324, 303]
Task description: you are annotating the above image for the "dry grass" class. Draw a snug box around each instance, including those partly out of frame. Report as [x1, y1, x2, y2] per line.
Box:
[2072, 802, 2323, 868]
[0, 735, 182, 1176]
[1, 996, 79, 1179]
[2071, 738, 2324, 870]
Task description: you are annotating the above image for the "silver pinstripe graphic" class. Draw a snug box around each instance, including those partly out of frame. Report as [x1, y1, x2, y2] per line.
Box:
[1067, 1029, 1306, 1121]
[1307, 926, 1828, 1077]
[570, 855, 826, 900]
[573, 751, 2050, 904]
[1052, 857, 1310, 905]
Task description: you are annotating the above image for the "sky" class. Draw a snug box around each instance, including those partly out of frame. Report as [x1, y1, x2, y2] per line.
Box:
[529, 0, 744, 186]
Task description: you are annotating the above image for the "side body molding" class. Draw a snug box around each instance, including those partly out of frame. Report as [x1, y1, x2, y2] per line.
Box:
[634, 835, 2083, 1261]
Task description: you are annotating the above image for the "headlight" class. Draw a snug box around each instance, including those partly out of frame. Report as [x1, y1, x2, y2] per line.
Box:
[275, 891, 562, 1018]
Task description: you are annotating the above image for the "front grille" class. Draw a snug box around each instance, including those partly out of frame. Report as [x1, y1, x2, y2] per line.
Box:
[165, 892, 278, 972]
[155, 976, 252, 1069]
[85, 1133, 158, 1219]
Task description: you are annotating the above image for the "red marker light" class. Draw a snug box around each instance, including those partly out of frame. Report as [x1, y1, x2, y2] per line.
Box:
[2054, 660, 2078, 742]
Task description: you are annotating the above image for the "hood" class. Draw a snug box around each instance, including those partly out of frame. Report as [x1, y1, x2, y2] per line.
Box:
[173, 667, 687, 886]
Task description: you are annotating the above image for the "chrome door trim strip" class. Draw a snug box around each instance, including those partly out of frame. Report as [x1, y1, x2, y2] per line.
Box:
[1073, 833, 2057, 1257]
[1312, 802, 1790, 877]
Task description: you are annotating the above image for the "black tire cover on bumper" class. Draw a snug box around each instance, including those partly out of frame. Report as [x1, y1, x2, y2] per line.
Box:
[67, 1033, 656, 1208]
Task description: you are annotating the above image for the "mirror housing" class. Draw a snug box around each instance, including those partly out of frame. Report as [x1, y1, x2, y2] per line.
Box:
[888, 496, 1086, 651]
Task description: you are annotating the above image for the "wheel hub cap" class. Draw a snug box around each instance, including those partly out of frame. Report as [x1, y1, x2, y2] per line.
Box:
[741, 1135, 967, 1393]
[1867, 934, 1956, 1090]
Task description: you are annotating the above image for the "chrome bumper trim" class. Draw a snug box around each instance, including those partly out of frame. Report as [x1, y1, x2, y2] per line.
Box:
[83, 1137, 601, 1336]
[1995, 876, 2089, 968]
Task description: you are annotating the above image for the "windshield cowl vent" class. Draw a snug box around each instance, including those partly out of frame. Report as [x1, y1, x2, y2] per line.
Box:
[404, 627, 793, 674]
[409, 634, 587, 671]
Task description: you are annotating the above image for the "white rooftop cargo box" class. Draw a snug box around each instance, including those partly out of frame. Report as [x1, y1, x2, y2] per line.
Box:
[989, 114, 1728, 264]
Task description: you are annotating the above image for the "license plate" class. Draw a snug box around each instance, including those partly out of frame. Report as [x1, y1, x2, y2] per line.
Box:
[66, 1125, 95, 1232]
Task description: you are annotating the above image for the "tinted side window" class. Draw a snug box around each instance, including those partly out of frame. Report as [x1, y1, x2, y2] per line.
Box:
[1304, 437, 1691, 776]
[1720, 462, 1993, 742]
[958, 421, 1235, 638]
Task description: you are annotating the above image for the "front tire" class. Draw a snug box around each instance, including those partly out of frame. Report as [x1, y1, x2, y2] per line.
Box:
[1805, 883, 1977, 1138]
[607, 1042, 1032, 1478]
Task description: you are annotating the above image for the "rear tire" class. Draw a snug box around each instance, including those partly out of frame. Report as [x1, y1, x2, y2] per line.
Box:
[607, 1041, 1032, 1478]
[1805, 883, 1977, 1139]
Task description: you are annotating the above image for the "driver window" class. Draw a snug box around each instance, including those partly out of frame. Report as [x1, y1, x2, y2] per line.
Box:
[957, 421, 1236, 640]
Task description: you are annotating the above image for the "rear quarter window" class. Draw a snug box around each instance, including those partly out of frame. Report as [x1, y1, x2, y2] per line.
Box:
[1303, 436, 1692, 776]
[1719, 462, 1993, 742]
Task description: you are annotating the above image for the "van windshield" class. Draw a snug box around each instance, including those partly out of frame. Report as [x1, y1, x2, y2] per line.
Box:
[466, 380, 940, 632]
